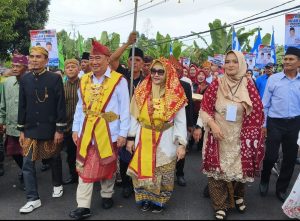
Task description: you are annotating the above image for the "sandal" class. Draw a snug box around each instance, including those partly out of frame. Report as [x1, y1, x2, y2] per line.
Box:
[234, 197, 246, 213]
[215, 209, 227, 220]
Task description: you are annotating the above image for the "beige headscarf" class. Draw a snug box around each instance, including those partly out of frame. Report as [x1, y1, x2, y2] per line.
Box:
[219, 50, 252, 115]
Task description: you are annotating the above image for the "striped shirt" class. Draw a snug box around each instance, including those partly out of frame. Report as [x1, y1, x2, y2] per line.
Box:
[64, 78, 80, 133]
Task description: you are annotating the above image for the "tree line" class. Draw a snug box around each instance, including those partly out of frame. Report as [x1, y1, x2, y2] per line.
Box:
[0, 0, 284, 67]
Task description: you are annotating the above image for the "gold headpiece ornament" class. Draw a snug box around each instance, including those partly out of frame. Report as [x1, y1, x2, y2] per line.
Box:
[30, 46, 49, 57]
[64, 59, 79, 67]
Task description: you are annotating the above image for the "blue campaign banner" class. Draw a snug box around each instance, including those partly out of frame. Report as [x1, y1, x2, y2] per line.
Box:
[255, 45, 274, 69]
[208, 54, 224, 66]
[243, 52, 256, 70]
[30, 29, 59, 67]
[285, 14, 300, 50]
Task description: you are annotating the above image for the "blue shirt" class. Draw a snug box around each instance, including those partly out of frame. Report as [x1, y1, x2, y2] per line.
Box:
[255, 74, 269, 98]
[262, 71, 300, 127]
[72, 67, 130, 142]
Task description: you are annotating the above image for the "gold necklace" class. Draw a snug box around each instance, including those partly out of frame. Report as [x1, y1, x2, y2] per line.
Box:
[35, 87, 48, 103]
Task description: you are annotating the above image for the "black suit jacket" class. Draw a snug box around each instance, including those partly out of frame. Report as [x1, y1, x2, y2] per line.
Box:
[180, 80, 193, 128]
[17, 71, 67, 139]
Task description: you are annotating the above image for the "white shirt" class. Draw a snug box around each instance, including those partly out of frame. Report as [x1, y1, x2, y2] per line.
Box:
[206, 74, 213, 84]
[128, 106, 187, 167]
[265, 57, 274, 64]
[286, 35, 297, 46]
[72, 67, 130, 142]
[78, 70, 85, 79]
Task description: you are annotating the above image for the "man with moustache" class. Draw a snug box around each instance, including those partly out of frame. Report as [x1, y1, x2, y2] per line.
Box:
[18, 46, 66, 213]
[259, 47, 300, 202]
[69, 40, 130, 220]
[0, 55, 28, 185]
[78, 52, 91, 78]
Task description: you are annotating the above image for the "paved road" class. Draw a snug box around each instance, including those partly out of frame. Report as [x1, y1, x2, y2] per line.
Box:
[0, 149, 298, 220]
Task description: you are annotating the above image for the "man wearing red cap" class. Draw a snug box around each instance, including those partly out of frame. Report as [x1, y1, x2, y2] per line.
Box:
[69, 40, 130, 220]
[0, 55, 28, 187]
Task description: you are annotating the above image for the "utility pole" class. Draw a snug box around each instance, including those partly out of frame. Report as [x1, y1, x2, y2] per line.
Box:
[71, 21, 77, 58]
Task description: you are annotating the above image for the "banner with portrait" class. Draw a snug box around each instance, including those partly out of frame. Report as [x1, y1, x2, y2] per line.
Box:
[255, 45, 274, 69]
[30, 29, 59, 67]
[243, 52, 256, 70]
[208, 54, 224, 66]
[285, 14, 300, 50]
[180, 57, 191, 67]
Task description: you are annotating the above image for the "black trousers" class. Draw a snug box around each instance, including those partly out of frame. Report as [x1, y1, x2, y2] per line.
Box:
[261, 116, 300, 193]
[63, 134, 77, 178]
[23, 149, 62, 201]
[0, 135, 4, 163]
[188, 127, 205, 151]
[119, 159, 132, 188]
[176, 158, 185, 177]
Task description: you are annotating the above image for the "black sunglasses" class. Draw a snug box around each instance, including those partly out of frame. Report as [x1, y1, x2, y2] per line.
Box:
[150, 68, 165, 76]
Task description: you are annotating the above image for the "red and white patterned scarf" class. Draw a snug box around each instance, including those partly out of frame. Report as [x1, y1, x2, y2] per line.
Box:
[201, 79, 265, 178]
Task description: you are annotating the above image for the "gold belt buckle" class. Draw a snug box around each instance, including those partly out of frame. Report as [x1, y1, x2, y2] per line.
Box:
[141, 122, 173, 132]
[100, 111, 119, 122]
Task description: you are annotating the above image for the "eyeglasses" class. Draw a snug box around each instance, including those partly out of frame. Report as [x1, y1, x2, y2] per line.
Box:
[150, 68, 165, 76]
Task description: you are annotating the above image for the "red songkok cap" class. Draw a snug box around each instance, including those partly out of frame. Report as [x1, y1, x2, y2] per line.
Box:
[12, 55, 28, 66]
[91, 39, 110, 56]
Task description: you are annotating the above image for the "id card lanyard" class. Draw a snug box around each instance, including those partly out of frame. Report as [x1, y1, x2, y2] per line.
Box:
[225, 77, 244, 122]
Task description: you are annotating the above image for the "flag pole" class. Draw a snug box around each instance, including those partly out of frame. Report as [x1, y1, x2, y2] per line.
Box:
[130, 0, 138, 99]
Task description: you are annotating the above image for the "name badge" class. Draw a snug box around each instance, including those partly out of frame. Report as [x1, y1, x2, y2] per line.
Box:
[226, 104, 237, 122]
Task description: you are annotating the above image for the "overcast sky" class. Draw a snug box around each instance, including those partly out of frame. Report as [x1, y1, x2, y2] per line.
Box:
[45, 0, 300, 48]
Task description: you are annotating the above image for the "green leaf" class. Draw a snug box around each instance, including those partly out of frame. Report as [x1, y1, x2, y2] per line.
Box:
[262, 33, 271, 45]
[100, 31, 109, 46]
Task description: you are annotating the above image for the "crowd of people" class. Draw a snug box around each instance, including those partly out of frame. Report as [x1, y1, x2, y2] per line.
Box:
[0, 31, 299, 220]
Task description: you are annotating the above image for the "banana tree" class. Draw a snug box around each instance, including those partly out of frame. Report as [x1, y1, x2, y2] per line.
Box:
[181, 40, 208, 65]
[198, 19, 258, 55]
[99, 31, 121, 52]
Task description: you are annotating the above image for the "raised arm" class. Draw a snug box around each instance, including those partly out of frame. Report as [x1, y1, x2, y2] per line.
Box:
[110, 32, 137, 71]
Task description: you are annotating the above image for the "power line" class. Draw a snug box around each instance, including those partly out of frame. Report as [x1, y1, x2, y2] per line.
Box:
[143, 4, 300, 47]
[50, 0, 154, 26]
[50, 0, 238, 28]
[96, 0, 299, 48]
[232, 0, 296, 24]
[52, 1, 299, 50]
[79, 6, 299, 49]
[177, 7, 300, 45]
[79, 0, 238, 26]
[76, 0, 167, 26]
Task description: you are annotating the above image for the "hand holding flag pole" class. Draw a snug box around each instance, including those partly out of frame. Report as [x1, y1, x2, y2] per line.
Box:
[130, 0, 138, 99]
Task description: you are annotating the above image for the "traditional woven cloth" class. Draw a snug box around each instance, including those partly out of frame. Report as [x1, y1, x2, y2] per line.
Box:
[5, 135, 23, 156]
[128, 58, 187, 183]
[132, 160, 176, 207]
[21, 138, 61, 161]
[208, 177, 245, 210]
[77, 143, 118, 183]
[77, 71, 122, 166]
